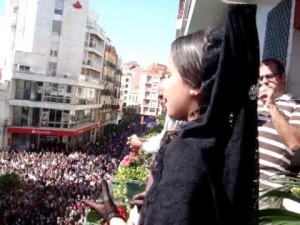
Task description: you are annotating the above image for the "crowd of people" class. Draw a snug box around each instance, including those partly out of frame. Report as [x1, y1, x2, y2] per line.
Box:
[0, 130, 135, 225]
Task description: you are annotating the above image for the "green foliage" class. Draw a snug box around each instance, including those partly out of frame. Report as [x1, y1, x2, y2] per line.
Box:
[258, 175, 300, 225]
[113, 151, 150, 203]
[85, 209, 104, 225]
[112, 116, 163, 204]
[0, 172, 22, 192]
[258, 209, 300, 225]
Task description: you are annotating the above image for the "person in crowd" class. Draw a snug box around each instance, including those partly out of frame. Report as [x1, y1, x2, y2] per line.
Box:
[0, 134, 127, 224]
[258, 58, 300, 208]
[82, 4, 259, 225]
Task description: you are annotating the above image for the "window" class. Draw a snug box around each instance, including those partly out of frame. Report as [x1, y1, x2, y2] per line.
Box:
[19, 65, 30, 72]
[13, 7, 18, 13]
[54, 9, 63, 15]
[47, 62, 57, 76]
[125, 78, 129, 82]
[50, 50, 58, 57]
[125, 84, 128, 88]
[43, 83, 71, 103]
[67, 85, 72, 93]
[49, 110, 62, 127]
[52, 20, 62, 36]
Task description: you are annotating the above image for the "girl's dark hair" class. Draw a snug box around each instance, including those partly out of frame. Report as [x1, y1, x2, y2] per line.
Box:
[170, 29, 223, 107]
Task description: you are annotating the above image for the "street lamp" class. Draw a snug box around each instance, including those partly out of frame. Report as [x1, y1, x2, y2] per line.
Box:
[2, 119, 8, 150]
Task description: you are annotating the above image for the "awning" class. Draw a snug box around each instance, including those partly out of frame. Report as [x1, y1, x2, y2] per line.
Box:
[7, 122, 101, 137]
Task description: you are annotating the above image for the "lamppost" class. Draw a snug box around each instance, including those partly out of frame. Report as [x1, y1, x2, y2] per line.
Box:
[2, 119, 8, 150]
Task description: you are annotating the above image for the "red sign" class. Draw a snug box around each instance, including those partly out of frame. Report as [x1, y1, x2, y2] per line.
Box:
[73, 1, 82, 9]
[7, 122, 100, 137]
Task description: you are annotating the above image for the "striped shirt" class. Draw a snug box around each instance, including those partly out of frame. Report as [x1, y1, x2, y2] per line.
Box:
[258, 94, 300, 190]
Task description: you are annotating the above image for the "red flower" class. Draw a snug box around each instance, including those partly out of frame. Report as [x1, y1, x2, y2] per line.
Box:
[121, 155, 131, 167]
[117, 205, 128, 221]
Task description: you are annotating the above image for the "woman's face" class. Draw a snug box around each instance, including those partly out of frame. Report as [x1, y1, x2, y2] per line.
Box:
[165, 57, 199, 120]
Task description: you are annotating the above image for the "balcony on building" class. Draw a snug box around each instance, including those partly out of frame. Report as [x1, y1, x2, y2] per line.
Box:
[82, 59, 102, 73]
[84, 36, 104, 57]
[13, 51, 104, 89]
[86, 20, 106, 42]
[106, 61, 117, 70]
[102, 75, 114, 83]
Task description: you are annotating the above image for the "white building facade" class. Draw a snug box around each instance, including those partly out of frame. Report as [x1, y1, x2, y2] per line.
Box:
[0, 0, 107, 150]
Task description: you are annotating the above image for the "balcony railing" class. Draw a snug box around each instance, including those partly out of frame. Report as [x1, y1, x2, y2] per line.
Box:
[84, 42, 104, 55]
[102, 75, 114, 82]
[86, 22, 106, 40]
[82, 60, 102, 72]
[106, 61, 117, 70]
[101, 89, 112, 96]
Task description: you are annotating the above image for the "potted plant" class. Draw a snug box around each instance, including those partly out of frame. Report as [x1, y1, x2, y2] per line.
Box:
[113, 150, 152, 203]
[257, 174, 300, 224]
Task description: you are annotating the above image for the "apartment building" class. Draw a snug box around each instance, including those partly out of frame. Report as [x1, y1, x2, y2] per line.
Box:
[0, 0, 109, 150]
[120, 62, 143, 113]
[98, 44, 122, 135]
[139, 63, 167, 118]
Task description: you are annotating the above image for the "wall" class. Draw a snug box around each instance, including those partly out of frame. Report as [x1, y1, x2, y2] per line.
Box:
[256, 4, 274, 59]
[56, 0, 89, 77]
[287, 30, 300, 97]
[14, 0, 39, 53]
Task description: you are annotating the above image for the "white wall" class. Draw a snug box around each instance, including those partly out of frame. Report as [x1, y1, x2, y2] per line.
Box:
[31, 0, 54, 56]
[14, 0, 38, 52]
[287, 30, 300, 97]
[57, 0, 89, 77]
[256, 4, 275, 59]
[14, 51, 47, 74]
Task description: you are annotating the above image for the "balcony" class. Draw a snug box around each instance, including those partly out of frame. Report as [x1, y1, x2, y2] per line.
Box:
[102, 75, 114, 82]
[84, 42, 104, 57]
[82, 60, 102, 73]
[12, 51, 103, 89]
[106, 61, 117, 70]
[78, 74, 101, 84]
[101, 89, 112, 96]
[86, 22, 106, 41]
[13, 69, 104, 90]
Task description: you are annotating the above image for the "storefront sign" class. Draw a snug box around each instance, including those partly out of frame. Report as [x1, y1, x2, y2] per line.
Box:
[7, 122, 101, 137]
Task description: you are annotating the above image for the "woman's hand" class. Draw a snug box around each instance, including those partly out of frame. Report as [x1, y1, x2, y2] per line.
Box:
[130, 191, 146, 211]
[127, 135, 143, 149]
[81, 180, 122, 222]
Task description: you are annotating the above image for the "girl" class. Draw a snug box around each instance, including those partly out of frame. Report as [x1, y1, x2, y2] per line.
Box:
[82, 4, 259, 225]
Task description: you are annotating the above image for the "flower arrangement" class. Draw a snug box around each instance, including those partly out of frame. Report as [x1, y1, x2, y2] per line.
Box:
[113, 150, 152, 203]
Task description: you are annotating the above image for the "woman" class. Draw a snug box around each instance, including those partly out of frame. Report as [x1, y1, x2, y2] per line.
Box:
[82, 4, 259, 225]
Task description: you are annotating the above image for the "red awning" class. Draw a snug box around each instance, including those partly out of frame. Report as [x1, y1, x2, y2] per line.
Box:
[7, 122, 101, 137]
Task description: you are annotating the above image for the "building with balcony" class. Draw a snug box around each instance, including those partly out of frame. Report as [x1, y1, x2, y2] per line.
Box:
[120, 62, 143, 114]
[0, 0, 109, 150]
[99, 44, 122, 135]
[139, 63, 167, 119]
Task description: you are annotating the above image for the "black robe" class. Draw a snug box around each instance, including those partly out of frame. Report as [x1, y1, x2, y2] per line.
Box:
[140, 4, 259, 225]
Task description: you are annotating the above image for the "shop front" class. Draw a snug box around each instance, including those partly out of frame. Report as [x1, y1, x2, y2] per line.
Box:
[8, 122, 101, 151]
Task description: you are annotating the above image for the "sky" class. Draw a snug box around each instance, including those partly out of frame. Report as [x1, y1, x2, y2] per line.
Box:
[90, 0, 179, 67]
[0, 0, 179, 67]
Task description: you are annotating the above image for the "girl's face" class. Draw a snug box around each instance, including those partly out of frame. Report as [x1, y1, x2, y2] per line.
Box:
[165, 57, 200, 120]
